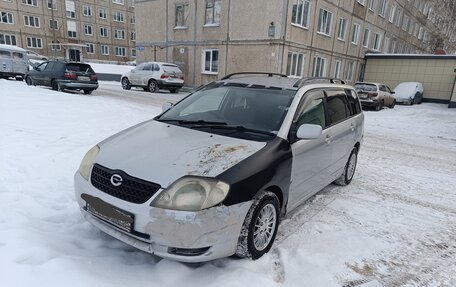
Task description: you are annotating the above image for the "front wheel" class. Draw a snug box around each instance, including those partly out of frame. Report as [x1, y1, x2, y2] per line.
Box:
[83, 89, 93, 95]
[121, 77, 131, 90]
[148, 80, 159, 93]
[334, 147, 358, 186]
[235, 191, 280, 260]
[25, 76, 33, 86]
[389, 99, 396, 109]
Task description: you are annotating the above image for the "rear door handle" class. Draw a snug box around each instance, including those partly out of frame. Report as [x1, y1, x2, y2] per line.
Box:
[350, 123, 355, 131]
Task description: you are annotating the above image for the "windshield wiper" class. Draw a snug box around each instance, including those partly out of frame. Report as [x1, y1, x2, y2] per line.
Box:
[190, 125, 275, 136]
[157, 119, 227, 125]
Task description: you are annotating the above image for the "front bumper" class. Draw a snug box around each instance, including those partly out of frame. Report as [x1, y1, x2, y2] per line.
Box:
[395, 98, 413, 105]
[74, 172, 251, 262]
[58, 80, 99, 90]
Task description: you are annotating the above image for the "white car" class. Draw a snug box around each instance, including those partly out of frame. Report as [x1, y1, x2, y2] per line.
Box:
[121, 61, 184, 93]
[25, 49, 47, 61]
[75, 73, 364, 262]
[393, 82, 424, 105]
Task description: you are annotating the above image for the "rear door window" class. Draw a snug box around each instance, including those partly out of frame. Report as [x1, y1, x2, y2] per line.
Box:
[325, 90, 349, 125]
[0, 50, 10, 59]
[12, 52, 24, 59]
[345, 89, 362, 116]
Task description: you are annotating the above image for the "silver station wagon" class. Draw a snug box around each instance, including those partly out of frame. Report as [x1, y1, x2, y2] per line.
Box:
[75, 73, 364, 262]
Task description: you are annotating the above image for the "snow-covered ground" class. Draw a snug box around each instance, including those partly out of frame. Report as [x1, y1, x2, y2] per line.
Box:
[1, 79, 455, 287]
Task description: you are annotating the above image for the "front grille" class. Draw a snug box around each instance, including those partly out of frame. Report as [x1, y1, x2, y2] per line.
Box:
[90, 164, 161, 204]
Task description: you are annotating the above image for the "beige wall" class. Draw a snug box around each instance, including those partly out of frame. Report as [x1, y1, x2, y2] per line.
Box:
[364, 57, 456, 102]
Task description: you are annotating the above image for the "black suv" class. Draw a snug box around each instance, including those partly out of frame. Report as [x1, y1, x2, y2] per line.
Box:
[25, 61, 98, 94]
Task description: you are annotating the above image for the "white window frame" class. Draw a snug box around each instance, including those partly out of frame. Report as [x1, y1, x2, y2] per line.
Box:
[402, 14, 409, 31]
[84, 24, 93, 35]
[357, 0, 366, 6]
[101, 45, 109, 55]
[346, 61, 354, 81]
[373, 32, 382, 51]
[24, 15, 40, 28]
[112, 0, 124, 5]
[66, 0, 75, 18]
[204, 0, 221, 26]
[114, 29, 125, 40]
[312, 56, 327, 77]
[47, 0, 57, 10]
[389, 4, 396, 23]
[83, 5, 92, 17]
[286, 51, 305, 78]
[378, 0, 386, 17]
[49, 19, 58, 29]
[0, 11, 14, 24]
[22, 0, 37, 7]
[317, 8, 333, 36]
[67, 20, 77, 38]
[362, 28, 370, 47]
[202, 49, 219, 74]
[130, 15, 135, 25]
[291, 0, 311, 29]
[337, 17, 347, 41]
[99, 8, 107, 19]
[26, 37, 42, 49]
[368, 0, 375, 11]
[131, 48, 136, 58]
[130, 32, 136, 41]
[115, 47, 126, 57]
[333, 60, 341, 79]
[351, 23, 360, 45]
[0, 33, 17, 46]
[113, 11, 124, 22]
[175, 3, 189, 28]
[86, 43, 95, 54]
[100, 27, 108, 37]
[395, 8, 402, 27]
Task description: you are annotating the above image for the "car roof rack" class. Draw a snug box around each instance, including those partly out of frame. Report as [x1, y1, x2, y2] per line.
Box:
[293, 77, 346, 88]
[221, 72, 288, 80]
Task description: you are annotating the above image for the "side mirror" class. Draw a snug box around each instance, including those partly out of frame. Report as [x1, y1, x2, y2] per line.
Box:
[296, 124, 322, 140]
[162, 102, 173, 112]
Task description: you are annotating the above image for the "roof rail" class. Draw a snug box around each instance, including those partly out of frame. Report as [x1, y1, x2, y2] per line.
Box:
[293, 77, 346, 88]
[221, 72, 288, 80]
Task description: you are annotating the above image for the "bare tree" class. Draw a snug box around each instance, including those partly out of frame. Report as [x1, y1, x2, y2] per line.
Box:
[427, 0, 456, 53]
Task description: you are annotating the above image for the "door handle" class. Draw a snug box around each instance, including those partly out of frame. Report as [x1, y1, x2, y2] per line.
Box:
[350, 123, 355, 131]
[325, 134, 332, 144]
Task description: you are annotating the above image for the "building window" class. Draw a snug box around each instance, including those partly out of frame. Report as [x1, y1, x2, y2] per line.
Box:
[101, 45, 109, 55]
[175, 3, 189, 28]
[67, 20, 77, 38]
[373, 32, 382, 50]
[86, 43, 94, 54]
[24, 15, 40, 27]
[100, 27, 108, 37]
[356, 0, 366, 5]
[115, 47, 126, 57]
[83, 5, 92, 17]
[389, 4, 396, 23]
[291, 0, 311, 28]
[286, 51, 304, 78]
[47, 0, 57, 10]
[346, 61, 354, 81]
[113, 11, 124, 22]
[418, 26, 424, 40]
[334, 60, 341, 79]
[383, 36, 390, 53]
[368, 0, 375, 11]
[402, 14, 409, 31]
[51, 40, 60, 50]
[0, 33, 16, 45]
[99, 8, 107, 19]
[130, 32, 136, 41]
[49, 19, 58, 29]
[205, 0, 221, 25]
[378, 0, 386, 17]
[26, 37, 42, 48]
[22, 0, 37, 6]
[129, 0, 135, 7]
[317, 8, 333, 36]
[113, 0, 124, 5]
[395, 8, 402, 27]
[66, 0, 75, 18]
[130, 15, 135, 25]
[337, 18, 347, 41]
[84, 24, 93, 35]
[131, 48, 136, 57]
[114, 29, 125, 40]
[312, 56, 327, 77]
[362, 28, 370, 47]
[202, 49, 219, 73]
[0, 11, 14, 24]
[351, 23, 360, 45]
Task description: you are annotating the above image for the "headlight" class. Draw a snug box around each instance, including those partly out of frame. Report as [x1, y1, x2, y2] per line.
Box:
[78, 145, 100, 180]
[151, 176, 229, 211]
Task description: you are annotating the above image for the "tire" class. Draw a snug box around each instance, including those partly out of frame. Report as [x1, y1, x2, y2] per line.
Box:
[148, 80, 159, 93]
[121, 77, 131, 90]
[83, 89, 93, 95]
[169, 88, 179, 94]
[334, 147, 358, 186]
[235, 191, 280, 260]
[15, 76, 23, 81]
[25, 76, 33, 86]
[51, 80, 61, 91]
[375, 102, 381, 111]
[389, 99, 396, 109]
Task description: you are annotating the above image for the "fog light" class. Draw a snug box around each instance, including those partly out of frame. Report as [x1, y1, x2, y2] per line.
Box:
[167, 246, 210, 256]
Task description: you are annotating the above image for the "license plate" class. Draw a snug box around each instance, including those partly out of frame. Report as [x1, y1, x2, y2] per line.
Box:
[78, 76, 90, 81]
[85, 196, 134, 232]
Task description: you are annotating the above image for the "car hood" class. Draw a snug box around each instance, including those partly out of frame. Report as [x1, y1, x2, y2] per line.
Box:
[94, 120, 267, 187]
[394, 90, 415, 99]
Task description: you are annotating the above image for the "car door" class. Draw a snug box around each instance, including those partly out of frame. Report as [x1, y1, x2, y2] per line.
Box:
[139, 63, 153, 86]
[385, 85, 394, 105]
[288, 90, 332, 211]
[128, 63, 145, 85]
[41, 61, 56, 87]
[31, 61, 48, 85]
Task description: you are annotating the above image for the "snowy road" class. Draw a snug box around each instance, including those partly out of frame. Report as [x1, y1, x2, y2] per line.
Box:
[1, 79, 456, 287]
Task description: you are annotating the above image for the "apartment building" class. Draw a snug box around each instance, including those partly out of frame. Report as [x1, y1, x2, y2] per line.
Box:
[0, 0, 136, 62]
[135, 0, 441, 87]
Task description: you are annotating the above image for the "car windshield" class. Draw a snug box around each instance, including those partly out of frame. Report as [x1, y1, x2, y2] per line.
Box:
[156, 82, 295, 141]
[354, 83, 377, 92]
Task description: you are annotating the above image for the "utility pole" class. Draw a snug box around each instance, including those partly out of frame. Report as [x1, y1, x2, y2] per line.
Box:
[51, 0, 56, 59]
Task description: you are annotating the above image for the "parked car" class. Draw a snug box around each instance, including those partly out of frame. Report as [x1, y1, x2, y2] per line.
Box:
[0, 44, 28, 80]
[75, 73, 364, 262]
[393, 82, 424, 105]
[25, 61, 98, 94]
[354, 82, 396, 111]
[121, 61, 184, 93]
[25, 49, 47, 61]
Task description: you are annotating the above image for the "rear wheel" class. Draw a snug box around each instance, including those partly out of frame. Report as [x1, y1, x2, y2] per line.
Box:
[235, 191, 280, 260]
[334, 147, 358, 186]
[389, 99, 396, 109]
[83, 89, 93, 95]
[51, 80, 61, 91]
[148, 80, 159, 93]
[25, 76, 33, 86]
[121, 77, 131, 90]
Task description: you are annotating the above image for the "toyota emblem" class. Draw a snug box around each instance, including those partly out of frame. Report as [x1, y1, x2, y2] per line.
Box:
[110, 174, 123, 187]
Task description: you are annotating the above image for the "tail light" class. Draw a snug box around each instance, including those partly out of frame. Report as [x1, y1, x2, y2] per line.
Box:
[367, 92, 378, 98]
[64, 71, 77, 80]
[90, 74, 97, 81]
[160, 73, 169, 79]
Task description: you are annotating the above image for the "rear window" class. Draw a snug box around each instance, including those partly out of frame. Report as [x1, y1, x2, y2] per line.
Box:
[66, 64, 94, 73]
[0, 50, 11, 59]
[354, 83, 376, 92]
[162, 65, 182, 73]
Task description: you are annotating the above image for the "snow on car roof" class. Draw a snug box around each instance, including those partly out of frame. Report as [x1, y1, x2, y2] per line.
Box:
[0, 44, 26, 53]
